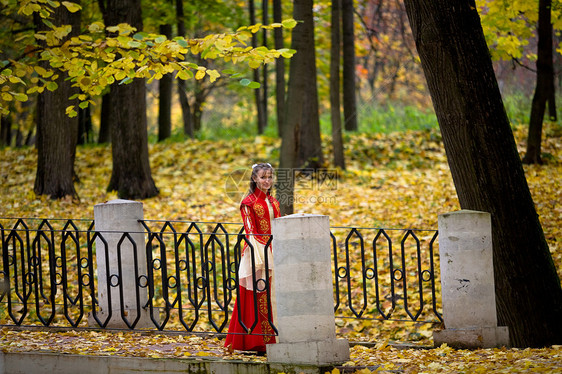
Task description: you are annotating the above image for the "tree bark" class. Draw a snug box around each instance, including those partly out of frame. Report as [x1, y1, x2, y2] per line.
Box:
[249, 0, 266, 134]
[262, 0, 269, 131]
[404, 0, 562, 347]
[330, 0, 345, 169]
[178, 80, 194, 138]
[175, 0, 194, 138]
[101, 0, 158, 199]
[33, 5, 80, 199]
[273, 0, 285, 137]
[77, 105, 92, 145]
[158, 23, 173, 142]
[342, 0, 358, 131]
[0, 115, 11, 147]
[523, 0, 555, 165]
[278, 0, 322, 214]
[98, 93, 111, 143]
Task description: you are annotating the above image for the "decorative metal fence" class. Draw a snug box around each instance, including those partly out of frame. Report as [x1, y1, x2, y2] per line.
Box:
[0, 217, 442, 335]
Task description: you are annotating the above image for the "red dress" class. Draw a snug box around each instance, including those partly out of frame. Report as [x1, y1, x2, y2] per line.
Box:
[224, 188, 282, 352]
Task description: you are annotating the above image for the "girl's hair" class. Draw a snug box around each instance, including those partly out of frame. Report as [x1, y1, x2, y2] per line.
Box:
[249, 163, 274, 194]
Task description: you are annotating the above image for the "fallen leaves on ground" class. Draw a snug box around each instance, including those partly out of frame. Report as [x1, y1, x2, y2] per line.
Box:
[0, 125, 559, 257]
[1, 328, 562, 373]
[346, 342, 562, 373]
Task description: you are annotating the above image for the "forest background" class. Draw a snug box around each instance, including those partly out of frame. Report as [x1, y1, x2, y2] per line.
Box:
[1, 0, 559, 222]
[0, 0, 562, 366]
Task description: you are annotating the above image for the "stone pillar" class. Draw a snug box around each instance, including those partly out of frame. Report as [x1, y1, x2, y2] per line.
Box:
[433, 210, 509, 348]
[266, 213, 349, 365]
[90, 199, 152, 328]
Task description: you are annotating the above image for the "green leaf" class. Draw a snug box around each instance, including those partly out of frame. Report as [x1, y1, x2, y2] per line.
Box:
[174, 38, 189, 48]
[46, 81, 58, 91]
[133, 32, 148, 40]
[239, 78, 251, 86]
[119, 77, 133, 85]
[247, 81, 260, 89]
[176, 70, 193, 80]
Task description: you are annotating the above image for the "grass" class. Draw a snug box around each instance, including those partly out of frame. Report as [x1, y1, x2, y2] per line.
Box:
[151, 90, 535, 144]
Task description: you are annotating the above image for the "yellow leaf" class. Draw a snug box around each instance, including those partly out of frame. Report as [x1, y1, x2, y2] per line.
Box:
[248, 60, 261, 69]
[207, 69, 220, 83]
[62, 1, 82, 12]
[195, 69, 206, 80]
[282, 19, 298, 29]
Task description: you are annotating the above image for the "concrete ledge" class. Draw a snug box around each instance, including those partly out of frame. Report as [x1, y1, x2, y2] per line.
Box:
[0, 351, 337, 374]
[433, 326, 510, 349]
[267, 339, 350, 365]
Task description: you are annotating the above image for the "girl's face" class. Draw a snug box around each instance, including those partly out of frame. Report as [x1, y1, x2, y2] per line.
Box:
[254, 168, 273, 192]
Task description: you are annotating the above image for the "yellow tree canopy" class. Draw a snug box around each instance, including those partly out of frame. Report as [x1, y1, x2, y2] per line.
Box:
[0, 0, 296, 116]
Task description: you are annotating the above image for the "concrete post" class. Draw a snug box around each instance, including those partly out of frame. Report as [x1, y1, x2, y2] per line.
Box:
[90, 199, 152, 328]
[433, 210, 509, 348]
[266, 214, 349, 365]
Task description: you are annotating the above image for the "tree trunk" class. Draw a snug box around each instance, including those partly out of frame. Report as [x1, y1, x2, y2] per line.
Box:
[101, 0, 158, 199]
[296, 2, 323, 170]
[105, 80, 158, 199]
[0, 115, 11, 147]
[278, 0, 321, 214]
[273, 0, 286, 137]
[404, 0, 562, 347]
[262, 0, 269, 131]
[330, 0, 345, 169]
[342, 0, 358, 131]
[77, 105, 92, 145]
[178, 80, 194, 138]
[523, 0, 555, 165]
[249, 0, 266, 134]
[175, 0, 194, 139]
[98, 93, 111, 143]
[158, 23, 173, 142]
[33, 6, 80, 199]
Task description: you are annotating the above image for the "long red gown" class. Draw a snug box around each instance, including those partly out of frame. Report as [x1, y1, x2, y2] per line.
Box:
[224, 188, 281, 352]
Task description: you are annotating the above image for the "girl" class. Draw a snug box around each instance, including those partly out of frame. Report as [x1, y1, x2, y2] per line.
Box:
[224, 163, 282, 354]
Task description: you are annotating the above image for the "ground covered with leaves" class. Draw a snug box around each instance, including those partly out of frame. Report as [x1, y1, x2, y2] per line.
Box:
[1, 124, 561, 372]
[1, 328, 561, 373]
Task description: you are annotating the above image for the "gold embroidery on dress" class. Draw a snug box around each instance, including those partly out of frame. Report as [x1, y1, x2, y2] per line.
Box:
[258, 292, 273, 343]
[258, 292, 268, 315]
[254, 203, 265, 218]
[259, 218, 269, 232]
[261, 320, 273, 343]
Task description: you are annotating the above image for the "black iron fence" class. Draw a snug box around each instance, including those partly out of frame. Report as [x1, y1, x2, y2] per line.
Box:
[0, 217, 442, 335]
